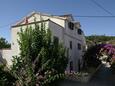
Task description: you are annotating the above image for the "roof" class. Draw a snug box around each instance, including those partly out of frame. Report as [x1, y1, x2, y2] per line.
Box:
[12, 11, 68, 27]
[11, 19, 64, 29]
[13, 11, 36, 26]
[12, 19, 49, 28]
[12, 11, 75, 27]
[59, 14, 74, 21]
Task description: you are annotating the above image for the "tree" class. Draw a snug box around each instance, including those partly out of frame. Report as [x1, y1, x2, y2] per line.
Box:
[11, 23, 68, 86]
[0, 37, 11, 49]
[86, 35, 115, 47]
[83, 44, 101, 68]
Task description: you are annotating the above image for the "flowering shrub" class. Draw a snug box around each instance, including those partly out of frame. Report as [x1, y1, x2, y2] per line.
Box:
[99, 44, 115, 64]
[83, 44, 115, 69]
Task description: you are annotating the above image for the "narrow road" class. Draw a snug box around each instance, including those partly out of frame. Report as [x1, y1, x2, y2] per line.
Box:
[89, 64, 115, 86]
[60, 64, 115, 86]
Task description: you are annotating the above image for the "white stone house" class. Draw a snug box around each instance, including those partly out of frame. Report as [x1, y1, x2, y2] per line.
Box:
[0, 11, 86, 72]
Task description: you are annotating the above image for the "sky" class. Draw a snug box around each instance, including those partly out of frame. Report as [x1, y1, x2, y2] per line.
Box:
[0, 0, 115, 42]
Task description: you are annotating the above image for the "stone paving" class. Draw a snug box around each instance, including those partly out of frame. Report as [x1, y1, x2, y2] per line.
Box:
[60, 64, 115, 86]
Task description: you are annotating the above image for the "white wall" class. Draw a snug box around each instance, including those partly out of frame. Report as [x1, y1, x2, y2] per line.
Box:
[63, 20, 86, 71]
[0, 49, 12, 66]
[41, 14, 65, 28]
[11, 22, 49, 57]
[48, 21, 64, 43]
[11, 27, 21, 57]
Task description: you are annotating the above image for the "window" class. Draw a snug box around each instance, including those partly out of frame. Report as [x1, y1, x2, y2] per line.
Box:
[78, 59, 81, 72]
[78, 29, 82, 35]
[68, 22, 74, 30]
[12, 42, 14, 45]
[70, 61, 73, 73]
[70, 41, 72, 49]
[78, 43, 81, 50]
[53, 36, 59, 45]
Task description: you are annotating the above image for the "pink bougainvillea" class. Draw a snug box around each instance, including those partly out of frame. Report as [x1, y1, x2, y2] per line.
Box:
[99, 44, 115, 60]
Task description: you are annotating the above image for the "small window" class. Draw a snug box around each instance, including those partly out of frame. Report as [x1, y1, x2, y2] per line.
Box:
[70, 41, 72, 49]
[78, 29, 82, 35]
[78, 43, 81, 50]
[12, 42, 14, 45]
[53, 36, 59, 45]
[70, 61, 73, 73]
[78, 59, 81, 72]
[68, 22, 74, 30]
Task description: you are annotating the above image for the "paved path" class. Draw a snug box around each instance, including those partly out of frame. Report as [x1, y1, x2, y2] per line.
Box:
[60, 64, 115, 86]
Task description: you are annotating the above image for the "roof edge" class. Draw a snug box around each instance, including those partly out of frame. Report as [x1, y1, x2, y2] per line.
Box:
[12, 11, 67, 27]
[11, 19, 50, 28]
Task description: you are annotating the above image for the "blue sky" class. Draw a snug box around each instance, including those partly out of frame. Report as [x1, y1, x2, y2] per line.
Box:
[0, 0, 115, 42]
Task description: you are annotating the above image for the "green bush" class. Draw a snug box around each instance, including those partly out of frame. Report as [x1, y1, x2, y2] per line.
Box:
[11, 23, 68, 86]
[0, 65, 16, 86]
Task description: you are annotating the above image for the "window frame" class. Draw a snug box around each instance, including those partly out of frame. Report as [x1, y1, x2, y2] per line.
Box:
[53, 36, 59, 45]
[68, 22, 74, 30]
[78, 43, 81, 50]
[77, 29, 82, 35]
[70, 41, 72, 49]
